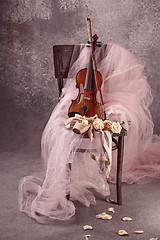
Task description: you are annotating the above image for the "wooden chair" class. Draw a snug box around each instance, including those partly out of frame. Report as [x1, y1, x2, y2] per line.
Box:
[53, 44, 127, 205]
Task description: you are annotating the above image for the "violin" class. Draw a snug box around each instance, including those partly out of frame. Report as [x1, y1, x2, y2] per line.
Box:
[68, 18, 106, 119]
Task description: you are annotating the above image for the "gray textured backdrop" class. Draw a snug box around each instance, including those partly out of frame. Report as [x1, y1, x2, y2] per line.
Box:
[0, 0, 160, 152]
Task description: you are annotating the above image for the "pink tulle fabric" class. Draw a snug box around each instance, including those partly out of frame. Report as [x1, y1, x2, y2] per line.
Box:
[19, 43, 160, 224]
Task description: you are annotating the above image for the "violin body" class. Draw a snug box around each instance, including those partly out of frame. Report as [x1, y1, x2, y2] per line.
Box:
[68, 68, 102, 118]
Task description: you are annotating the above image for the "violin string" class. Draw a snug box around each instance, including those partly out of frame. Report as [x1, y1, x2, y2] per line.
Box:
[86, 18, 91, 106]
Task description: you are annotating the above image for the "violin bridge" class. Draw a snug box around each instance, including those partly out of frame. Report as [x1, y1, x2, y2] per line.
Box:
[83, 97, 90, 101]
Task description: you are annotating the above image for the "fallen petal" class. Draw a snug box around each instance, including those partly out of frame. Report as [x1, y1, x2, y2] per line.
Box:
[149, 238, 158, 240]
[134, 230, 144, 234]
[106, 198, 115, 203]
[118, 230, 129, 236]
[122, 217, 133, 221]
[84, 234, 91, 240]
[96, 212, 112, 220]
[108, 207, 115, 213]
[83, 225, 93, 231]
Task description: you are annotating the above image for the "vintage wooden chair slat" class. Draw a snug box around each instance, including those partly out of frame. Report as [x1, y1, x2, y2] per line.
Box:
[53, 45, 127, 205]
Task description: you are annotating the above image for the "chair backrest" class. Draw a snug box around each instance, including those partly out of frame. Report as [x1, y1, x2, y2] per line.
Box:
[53, 45, 74, 96]
[53, 44, 102, 97]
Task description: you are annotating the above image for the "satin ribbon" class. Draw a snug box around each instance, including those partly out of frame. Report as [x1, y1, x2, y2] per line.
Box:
[65, 114, 98, 141]
[65, 114, 112, 177]
[90, 130, 112, 177]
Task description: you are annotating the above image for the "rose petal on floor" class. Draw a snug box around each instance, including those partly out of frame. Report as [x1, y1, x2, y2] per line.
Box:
[108, 207, 115, 213]
[83, 225, 93, 230]
[122, 217, 133, 221]
[106, 198, 115, 203]
[134, 230, 144, 234]
[96, 212, 112, 220]
[84, 234, 91, 240]
[118, 230, 129, 236]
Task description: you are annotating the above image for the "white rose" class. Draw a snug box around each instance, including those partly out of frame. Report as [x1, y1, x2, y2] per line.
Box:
[93, 118, 104, 130]
[111, 122, 122, 134]
[104, 120, 112, 131]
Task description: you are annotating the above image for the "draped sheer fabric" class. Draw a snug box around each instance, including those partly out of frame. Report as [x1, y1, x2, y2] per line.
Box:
[19, 43, 160, 224]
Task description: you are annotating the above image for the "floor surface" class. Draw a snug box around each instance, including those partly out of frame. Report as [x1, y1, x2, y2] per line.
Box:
[0, 150, 160, 240]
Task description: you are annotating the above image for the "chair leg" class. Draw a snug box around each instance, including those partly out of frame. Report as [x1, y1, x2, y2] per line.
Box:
[66, 163, 72, 200]
[116, 135, 124, 205]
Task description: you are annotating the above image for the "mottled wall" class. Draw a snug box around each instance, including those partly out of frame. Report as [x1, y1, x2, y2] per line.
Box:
[0, 0, 160, 151]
